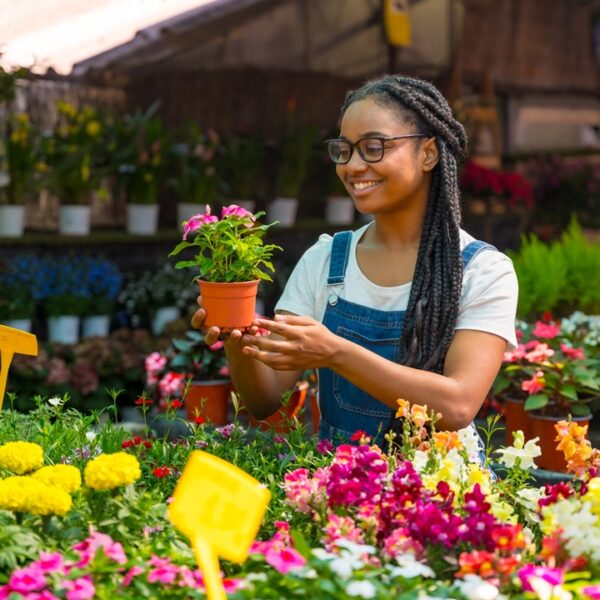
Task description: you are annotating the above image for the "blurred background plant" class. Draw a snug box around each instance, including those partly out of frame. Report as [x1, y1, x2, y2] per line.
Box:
[0, 255, 38, 321]
[79, 257, 123, 317]
[222, 134, 264, 201]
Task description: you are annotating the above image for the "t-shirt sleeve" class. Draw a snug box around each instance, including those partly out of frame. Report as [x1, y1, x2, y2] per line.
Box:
[456, 249, 519, 350]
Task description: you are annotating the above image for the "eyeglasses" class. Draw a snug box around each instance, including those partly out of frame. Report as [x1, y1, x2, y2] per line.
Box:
[325, 134, 427, 164]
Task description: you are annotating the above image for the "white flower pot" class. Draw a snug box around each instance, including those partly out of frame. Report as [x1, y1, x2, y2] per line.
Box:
[1, 318, 32, 332]
[326, 196, 355, 225]
[126, 203, 159, 235]
[177, 203, 206, 230]
[82, 315, 110, 338]
[233, 200, 256, 213]
[267, 197, 298, 227]
[59, 205, 91, 236]
[0, 205, 26, 238]
[152, 306, 180, 336]
[48, 316, 80, 344]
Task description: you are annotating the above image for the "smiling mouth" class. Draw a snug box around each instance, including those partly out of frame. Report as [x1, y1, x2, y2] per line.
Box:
[351, 180, 382, 191]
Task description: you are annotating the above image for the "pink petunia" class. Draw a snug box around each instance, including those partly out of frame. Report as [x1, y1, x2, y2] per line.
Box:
[264, 547, 306, 574]
[33, 552, 66, 574]
[532, 321, 561, 339]
[221, 204, 255, 223]
[518, 565, 563, 592]
[182, 207, 218, 240]
[583, 584, 600, 599]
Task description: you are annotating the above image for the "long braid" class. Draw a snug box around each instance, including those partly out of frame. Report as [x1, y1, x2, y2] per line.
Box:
[341, 75, 467, 376]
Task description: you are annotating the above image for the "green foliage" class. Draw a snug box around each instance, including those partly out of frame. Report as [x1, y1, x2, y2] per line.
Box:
[222, 134, 265, 200]
[510, 219, 600, 319]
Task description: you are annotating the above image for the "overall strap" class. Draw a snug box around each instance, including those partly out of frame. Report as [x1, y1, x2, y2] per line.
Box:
[327, 231, 353, 285]
[461, 240, 497, 268]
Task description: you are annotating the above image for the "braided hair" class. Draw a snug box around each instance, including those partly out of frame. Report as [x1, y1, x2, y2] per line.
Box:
[341, 75, 467, 374]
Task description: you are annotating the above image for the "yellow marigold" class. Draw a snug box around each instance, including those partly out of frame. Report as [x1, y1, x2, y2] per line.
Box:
[32, 464, 82, 493]
[0, 476, 71, 516]
[0, 441, 44, 474]
[84, 452, 141, 490]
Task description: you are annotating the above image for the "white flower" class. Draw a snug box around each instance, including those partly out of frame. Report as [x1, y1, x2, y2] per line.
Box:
[334, 539, 376, 557]
[496, 436, 541, 470]
[346, 580, 376, 598]
[329, 557, 355, 579]
[454, 575, 499, 600]
[85, 431, 97, 442]
[48, 396, 64, 407]
[516, 487, 544, 523]
[529, 577, 572, 600]
[459, 425, 483, 463]
[312, 548, 334, 561]
[411, 450, 428, 473]
[387, 553, 434, 579]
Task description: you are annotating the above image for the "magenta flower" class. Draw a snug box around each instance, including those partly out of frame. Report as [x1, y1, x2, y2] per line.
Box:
[316, 439, 334, 454]
[221, 204, 255, 223]
[182, 208, 219, 240]
[62, 577, 95, 600]
[264, 547, 306, 574]
[518, 564, 564, 592]
[560, 342, 585, 360]
[583, 585, 600, 599]
[33, 552, 66, 574]
[531, 320, 561, 339]
[72, 531, 127, 567]
[8, 566, 47, 594]
[122, 566, 143, 587]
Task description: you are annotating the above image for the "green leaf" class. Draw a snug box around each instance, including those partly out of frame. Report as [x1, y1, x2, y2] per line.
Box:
[172, 339, 193, 352]
[168, 240, 194, 256]
[524, 394, 549, 411]
[569, 404, 592, 417]
[559, 385, 578, 401]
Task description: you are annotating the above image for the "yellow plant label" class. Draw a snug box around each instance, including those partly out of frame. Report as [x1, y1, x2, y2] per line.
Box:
[0, 325, 38, 411]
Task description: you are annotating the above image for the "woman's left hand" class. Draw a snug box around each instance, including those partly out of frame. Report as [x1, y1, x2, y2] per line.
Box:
[240, 314, 339, 371]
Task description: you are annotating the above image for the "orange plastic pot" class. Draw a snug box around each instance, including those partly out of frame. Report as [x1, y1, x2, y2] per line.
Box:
[184, 379, 231, 425]
[198, 279, 259, 330]
[248, 382, 309, 433]
[503, 396, 533, 443]
[530, 413, 590, 472]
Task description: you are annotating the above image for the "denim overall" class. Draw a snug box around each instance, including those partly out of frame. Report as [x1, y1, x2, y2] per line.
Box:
[318, 230, 496, 448]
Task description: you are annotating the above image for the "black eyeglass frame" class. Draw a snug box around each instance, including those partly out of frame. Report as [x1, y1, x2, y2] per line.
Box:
[324, 134, 428, 164]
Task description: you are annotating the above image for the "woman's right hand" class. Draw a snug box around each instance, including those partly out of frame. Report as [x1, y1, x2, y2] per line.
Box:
[191, 295, 257, 346]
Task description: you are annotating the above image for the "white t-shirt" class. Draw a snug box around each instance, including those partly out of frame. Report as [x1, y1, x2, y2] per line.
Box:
[275, 222, 518, 350]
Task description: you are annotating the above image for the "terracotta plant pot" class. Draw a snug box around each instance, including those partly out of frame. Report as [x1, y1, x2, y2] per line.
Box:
[184, 379, 231, 425]
[248, 381, 309, 433]
[530, 413, 591, 472]
[503, 396, 534, 443]
[198, 279, 259, 330]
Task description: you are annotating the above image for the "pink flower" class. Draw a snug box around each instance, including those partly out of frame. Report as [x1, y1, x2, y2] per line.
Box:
[182, 207, 218, 240]
[316, 439, 334, 454]
[209, 340, 224, 351]
[33, 552, 65, 574]
[62, 577, 95, 600]
[8, 566, 46, 593]
[525, 343, 555, 363]
[560, 342, 585, 360]
[583, 584, 600, 599]
[148, 566, 179, 585]
[221, 204, 255, 223]
[72, 531, 127, 567]
[532, 321, 561, 339]
[503, 344, 526, 362]
[145, 352, 166, 374]
[264, 547, 306, 574]
[24, 591, 61, 600]
[122, 566, 144, 587]
[518, 565, 564, 592]
[158, 372, 187, 399]
[521, 370, 545, 394]
[218, 365, 230, 377]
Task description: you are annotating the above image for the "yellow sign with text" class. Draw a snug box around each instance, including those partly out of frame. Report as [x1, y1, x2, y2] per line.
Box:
[0, 325, 38, 411]
[168, 451, 271, 600]
[384, 0, 412, 47]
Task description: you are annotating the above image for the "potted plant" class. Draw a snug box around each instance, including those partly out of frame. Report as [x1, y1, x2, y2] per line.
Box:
[269, 114, 316, 227]
[496, 317, 600, 471]
[79, 257, 123, 338]
[0, 255, 37, 331]
[323, 149, 355, 225]
[222, 134, 264, 214]
[36, 256, 89, 344]
[169, 204, 281, 329]
[168, 125, 224, 228]
[109, 103, 168, 235]
[0, 113, 42, 237]
[41, 101, 107, 236]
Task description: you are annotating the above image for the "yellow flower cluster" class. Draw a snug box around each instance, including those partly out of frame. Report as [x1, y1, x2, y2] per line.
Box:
[32, 464, 82, 493]
[84, 452, 141, 490]
[0, 476, 72, 516]
[0, 441, 44, 474]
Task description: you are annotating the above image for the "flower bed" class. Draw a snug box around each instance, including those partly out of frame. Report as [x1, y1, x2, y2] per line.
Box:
[0, 395, 599, 599]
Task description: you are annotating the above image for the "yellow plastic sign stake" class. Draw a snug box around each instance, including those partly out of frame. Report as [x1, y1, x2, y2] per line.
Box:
[0, 325, 38, 412]
[168, 450, 271, 600]
[384, 0, 411, 47]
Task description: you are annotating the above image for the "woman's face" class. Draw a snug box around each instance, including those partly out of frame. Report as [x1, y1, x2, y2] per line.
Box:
[336, 97, 435, 216]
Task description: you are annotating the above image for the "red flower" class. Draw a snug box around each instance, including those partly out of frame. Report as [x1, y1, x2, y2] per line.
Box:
[169, 400, 183, 410]
[194, 415, 205, 425]
[134, 396, 153, 406]
[121, 439, 134, 449]
[153, 466, 171, 478]
[350, 430, 367, 442]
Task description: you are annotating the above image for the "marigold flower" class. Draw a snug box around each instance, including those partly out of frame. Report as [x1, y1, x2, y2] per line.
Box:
[0, 476, 72, 516]
[32, 464, 82, 493]
[0, 441, 44, 474]
[84, 452, 141, 490]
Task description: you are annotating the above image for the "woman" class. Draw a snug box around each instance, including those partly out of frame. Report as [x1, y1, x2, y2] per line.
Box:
[192, 75, 518, 445]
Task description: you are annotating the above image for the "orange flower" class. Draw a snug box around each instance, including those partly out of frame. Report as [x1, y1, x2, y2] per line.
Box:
[410, 404, 431, 428]
[555, 420, 596, 477]
[432, 430, 462, 452]
[395, 398, 410, 419]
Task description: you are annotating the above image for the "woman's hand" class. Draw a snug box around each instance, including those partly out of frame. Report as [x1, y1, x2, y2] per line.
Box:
[240, 314, 340, 371]
[190, 296, 258, 347]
